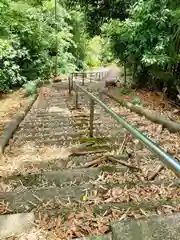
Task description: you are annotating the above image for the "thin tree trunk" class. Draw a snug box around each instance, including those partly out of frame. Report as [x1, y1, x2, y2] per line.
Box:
[124, 61, 127, 87]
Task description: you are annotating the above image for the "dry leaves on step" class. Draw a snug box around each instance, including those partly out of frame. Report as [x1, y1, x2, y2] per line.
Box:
[95, 185, 179, 204]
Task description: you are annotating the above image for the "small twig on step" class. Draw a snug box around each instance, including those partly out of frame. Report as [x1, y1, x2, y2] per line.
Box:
[119, 133, 129, 154]
[148, 165, 164, 181]
[27, 200, 38, 207]
[108, 156, 139, 170]
[106, 153, 129, 161]
[83, 156, 107, 168]
[32, 194, 43, 203]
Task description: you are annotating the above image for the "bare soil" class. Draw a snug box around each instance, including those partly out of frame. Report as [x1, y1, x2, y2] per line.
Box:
[0, 89, 28, 136]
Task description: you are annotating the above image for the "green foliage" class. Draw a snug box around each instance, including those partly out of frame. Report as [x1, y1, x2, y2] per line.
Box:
[66, 0, 135, 36]
[0, 0, 90, 92]
[132, 97, 142, 106]
[101, 0, 180, 96]
[69, 9, 88, 70]
[23, 80, 37, 96]
[119, 88, 133, 95]
[85, 36, 103, 67]
[0, 38, 28, 91]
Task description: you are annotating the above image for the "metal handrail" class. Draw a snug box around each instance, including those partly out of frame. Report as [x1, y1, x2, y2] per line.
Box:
[71, 69, 109, 85]
[70, 79, 180, 177]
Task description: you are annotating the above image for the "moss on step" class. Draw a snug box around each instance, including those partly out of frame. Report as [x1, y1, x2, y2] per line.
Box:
[79, 137, 109, 144]
[85, 144, 111, 151]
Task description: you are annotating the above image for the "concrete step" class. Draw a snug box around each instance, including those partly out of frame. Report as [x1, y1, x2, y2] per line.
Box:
[110, 213, 180, 240]
[16, 124, 103, 136]
[11, 136, 111, 147]
[18, 120, 102, 129]
[1, 168, 102, 189]
[13, 130, 87, 141]
[0, 178, 178, 214]
[75, 233, 112, 240]
[0, 213, 35, 239]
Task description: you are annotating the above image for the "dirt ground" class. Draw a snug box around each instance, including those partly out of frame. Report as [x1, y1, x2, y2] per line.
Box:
[0, 89, 28, 135]
[108, 87, 180, 122]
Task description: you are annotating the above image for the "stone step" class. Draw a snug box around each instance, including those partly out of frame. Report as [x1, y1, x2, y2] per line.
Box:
[13, 130, 86, 141]
[18, 120, 103, 129]
[16, 124, 103, 136]
[33, 198, 180, 223]
[110, 213, 180, 240]
[93, 198, 180, 216]
[18, 121, 81, 129]
[1, 168, 102, 189]
[0, 165, 130, 189]
[12, 136, 111, 147]
[12, 133, 90, 144]
[75, 233, 112, 240]
[25, 114, 102, 122]
[0, 179, 178, 214]
[16, 126, 75, 135]
[31, 112, 90, 117]
[0, 213, 35, 239]
[0, 184, 92, 213]
[4, 164, 177, 191]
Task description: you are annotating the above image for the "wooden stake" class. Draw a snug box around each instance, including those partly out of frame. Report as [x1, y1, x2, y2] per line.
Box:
[148, 165, 164, 181]
[84, 156, 107, 168]
[71, 74, 74, 90]
[89, 98, 94, 137]
[108, 156, 140, 170]
[75, 87, 78, 109]
[68, 76, 71, 95]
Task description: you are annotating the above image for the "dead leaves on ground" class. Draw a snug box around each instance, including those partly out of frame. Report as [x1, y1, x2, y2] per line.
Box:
[35, 199, 180, 240]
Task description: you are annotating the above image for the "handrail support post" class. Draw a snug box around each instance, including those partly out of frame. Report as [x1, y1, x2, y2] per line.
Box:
[68, 76, 71, 95]
[89, 98, 94, 137]
[82, 73, 85, 86]
[75, 87, 78, 109]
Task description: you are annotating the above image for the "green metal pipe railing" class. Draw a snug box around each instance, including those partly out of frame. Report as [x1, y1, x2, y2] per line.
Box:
[71, 81, 180, 177]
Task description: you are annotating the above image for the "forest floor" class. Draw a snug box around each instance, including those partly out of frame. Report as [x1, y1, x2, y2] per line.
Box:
[108, 87, 180, 117]
[0, 89, 28, 135]
[106, 87, 180, 160]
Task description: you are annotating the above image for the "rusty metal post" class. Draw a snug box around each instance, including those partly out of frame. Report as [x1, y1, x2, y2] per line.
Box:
[71, 73, 74, 90]
[68, 76, 71, 95]
[82, 73, 85, 86]
[75, 86, 78, 109]
[89, 98, 94, 137]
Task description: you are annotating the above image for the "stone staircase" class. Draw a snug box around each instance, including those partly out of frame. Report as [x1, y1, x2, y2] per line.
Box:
[0, 81, 179, 239]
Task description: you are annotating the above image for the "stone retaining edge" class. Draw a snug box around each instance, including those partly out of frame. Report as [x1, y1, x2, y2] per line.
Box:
[0, 94, 38, 154]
